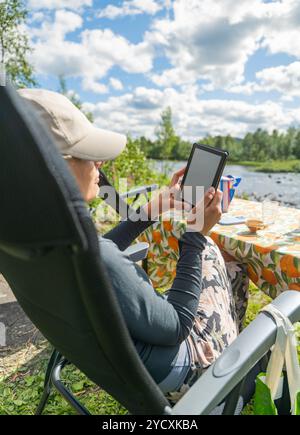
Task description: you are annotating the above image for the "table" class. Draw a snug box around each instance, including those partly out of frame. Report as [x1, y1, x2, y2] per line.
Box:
[138, 198, 300, 298]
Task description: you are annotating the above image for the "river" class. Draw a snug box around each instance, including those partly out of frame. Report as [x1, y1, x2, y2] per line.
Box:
[150, 161, 300, 209]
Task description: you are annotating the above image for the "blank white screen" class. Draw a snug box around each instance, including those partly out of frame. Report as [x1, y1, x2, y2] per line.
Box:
[181, 148, 222, 205]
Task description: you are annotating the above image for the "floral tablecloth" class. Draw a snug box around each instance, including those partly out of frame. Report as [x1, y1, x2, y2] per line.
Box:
[138, 198, 300, 299]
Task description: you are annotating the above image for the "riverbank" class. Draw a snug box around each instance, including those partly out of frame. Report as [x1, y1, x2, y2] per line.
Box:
[150, 160, 300, 208]
[228, 160, 300, 173]
[150, 159, 300, 174]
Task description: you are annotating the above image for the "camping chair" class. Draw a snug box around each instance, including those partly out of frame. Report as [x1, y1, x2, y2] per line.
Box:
[1, 84, 300, 415]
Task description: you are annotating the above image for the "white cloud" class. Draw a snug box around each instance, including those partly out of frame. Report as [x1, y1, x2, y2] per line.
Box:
[146, 0, 267, 89]
[261, 0, 300, 58]
[146, 0, 300, 93]
[28, 12, 45, 23]
[30, 9, 83, 41]
[27, 0, 300, 137]
[28, 0, 92, 10]
[255, 62, 300, 98]
[228, 62, 300, 99]
[109, 77, 124, 90]
[84, 85, 300, 140]
[97, 0, 162, 19]
[29, 10, 154, 93]
[82, 29, 154, 75]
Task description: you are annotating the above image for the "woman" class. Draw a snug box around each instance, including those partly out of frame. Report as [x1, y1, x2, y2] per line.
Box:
[19, 88, 249, 403]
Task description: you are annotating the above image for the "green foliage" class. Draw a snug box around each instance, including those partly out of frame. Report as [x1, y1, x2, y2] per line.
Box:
[0, 0, 36, 87]
[154, 107, 180, 159]
[0, 348, 127, 415]
[253, 159, 300, 173]
[137, 108, 300, 166]
[243, 282, 272, 327]
[102, 135, 168, 191]
[139, 107, 193, 161]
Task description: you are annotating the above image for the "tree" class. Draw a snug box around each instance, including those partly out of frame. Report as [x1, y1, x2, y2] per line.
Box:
[138, 136, 155, 157]
[102, 135, 166, 190]
[0, 0, 36, 87]
[154, 107, 180, 160]
[294, 130, 300, 159]
[170, 139, 191, 160]
[57, 75, 94, 123]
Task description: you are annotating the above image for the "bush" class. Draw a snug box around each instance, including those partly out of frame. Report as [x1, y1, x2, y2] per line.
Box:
[102, 136, 168, 191]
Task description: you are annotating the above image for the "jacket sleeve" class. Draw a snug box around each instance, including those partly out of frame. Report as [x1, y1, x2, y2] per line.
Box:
[99, 230, 207, 346]
[103, 207, 156, 251]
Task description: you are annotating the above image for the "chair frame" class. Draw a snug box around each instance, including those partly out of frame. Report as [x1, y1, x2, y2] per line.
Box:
[1, 84, 300, 416]
[35, 291, 300, 415]
[35, 183, 156, 415]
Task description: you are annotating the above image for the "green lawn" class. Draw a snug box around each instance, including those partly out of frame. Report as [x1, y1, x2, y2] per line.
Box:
[0, 283, 299, 415]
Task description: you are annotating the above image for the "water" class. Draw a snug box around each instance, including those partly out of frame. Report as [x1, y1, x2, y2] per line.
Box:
[150, 161, 300, 208]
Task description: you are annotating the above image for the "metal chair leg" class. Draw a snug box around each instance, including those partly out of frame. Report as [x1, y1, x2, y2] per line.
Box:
[51, 360, 91, 415]
[35, 349, 62, 415]
[222, 378, 246, 415]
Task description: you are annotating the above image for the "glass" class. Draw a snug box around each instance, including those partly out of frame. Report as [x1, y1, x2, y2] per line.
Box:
[262, 200, 279, 225]
[244, 203, 264, 234]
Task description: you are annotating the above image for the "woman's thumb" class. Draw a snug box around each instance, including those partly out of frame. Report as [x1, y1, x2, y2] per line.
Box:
[204, 187, 215, 207]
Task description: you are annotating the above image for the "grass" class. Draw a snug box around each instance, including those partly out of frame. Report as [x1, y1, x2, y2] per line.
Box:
[0, 283, 299, 415]
[0, 349, 128, 415]
[228, 160, 300, 173]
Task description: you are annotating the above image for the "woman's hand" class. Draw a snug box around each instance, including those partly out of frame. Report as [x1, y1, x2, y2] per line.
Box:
[186, 188, 223, 235]
[143, 166, 190, 219]
[169, 166, 186, 189]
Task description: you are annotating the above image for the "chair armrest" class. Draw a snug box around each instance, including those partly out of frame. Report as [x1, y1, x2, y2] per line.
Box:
[120, 184, 159, 199]
[171, 291, 300, 415]
[123, 242, 149, 262]
[98, 170, 159, 219]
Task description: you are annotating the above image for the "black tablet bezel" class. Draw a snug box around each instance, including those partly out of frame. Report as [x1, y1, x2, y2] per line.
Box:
[180, 143, 229, 206]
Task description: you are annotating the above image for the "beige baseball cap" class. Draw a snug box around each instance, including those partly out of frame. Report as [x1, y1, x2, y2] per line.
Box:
[18, 88, 127, 161]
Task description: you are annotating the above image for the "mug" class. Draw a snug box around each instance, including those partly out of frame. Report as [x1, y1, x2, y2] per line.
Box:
[220, 175, 241, 212]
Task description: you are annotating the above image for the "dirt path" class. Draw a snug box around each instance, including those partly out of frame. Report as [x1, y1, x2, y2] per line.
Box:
[0, 274, 46, 379]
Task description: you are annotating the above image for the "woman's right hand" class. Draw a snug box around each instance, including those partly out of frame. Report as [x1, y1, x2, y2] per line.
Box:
[186, 187, 223, 235]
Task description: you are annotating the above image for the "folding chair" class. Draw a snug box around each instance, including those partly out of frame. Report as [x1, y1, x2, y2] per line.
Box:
[1, 84, 300, 415]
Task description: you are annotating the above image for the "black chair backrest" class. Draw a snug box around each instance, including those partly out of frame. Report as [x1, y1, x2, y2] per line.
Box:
[0, 85, 170, 414]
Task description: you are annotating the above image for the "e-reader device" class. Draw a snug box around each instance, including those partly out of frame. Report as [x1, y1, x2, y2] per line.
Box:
[180, 143, 228, 207]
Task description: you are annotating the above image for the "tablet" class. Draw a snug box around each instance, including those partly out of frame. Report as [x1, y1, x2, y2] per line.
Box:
[180, 143, 228, 207]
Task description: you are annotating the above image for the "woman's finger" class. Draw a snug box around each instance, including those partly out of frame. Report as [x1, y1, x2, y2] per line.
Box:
[173, 166, 186, 177]
[206, 189, 222, 209]
[204, 187, 216, 207]
[188, 187, 215, 216]
[170, 166, 186, 186]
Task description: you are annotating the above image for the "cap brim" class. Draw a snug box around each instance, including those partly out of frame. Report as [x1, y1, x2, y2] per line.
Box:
[68, 126, 127, 161]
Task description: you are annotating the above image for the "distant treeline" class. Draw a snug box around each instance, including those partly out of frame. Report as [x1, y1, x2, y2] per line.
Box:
[133, 107, 300, 162]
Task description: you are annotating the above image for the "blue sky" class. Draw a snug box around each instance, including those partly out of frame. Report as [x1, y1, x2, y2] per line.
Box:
[25, 0, 300, 139]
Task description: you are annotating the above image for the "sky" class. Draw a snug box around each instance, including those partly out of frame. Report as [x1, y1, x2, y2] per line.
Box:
[24, 0, 300, 140]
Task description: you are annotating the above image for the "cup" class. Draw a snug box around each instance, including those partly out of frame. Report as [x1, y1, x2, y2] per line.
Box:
[220, 175, 241, 213]
[245, 219, 267, 233]
[262, 200, 279, 225]
[245, 202, 264, 234]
